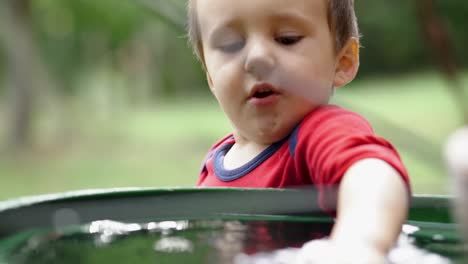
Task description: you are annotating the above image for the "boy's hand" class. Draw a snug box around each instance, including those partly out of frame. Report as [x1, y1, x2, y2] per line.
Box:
[292, 158, 408, 264]
[294, 239, 387, 264]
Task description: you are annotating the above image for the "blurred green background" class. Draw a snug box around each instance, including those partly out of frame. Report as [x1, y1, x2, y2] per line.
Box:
[0, 0, 467, 200]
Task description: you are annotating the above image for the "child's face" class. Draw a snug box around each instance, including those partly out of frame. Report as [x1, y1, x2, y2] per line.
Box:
[197, 0, 355, 144]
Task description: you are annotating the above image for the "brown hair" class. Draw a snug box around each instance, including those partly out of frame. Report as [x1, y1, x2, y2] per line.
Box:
[187, 0, 359, 63]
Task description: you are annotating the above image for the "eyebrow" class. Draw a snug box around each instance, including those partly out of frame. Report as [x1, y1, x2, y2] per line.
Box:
[268, 10, 317, 26]
[206, 9, 317, 42]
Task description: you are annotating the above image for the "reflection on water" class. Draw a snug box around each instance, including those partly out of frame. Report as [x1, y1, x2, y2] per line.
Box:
[7, 219, 466, 263]
[89, 220, 143, 246]
[154, 236, 194, 253]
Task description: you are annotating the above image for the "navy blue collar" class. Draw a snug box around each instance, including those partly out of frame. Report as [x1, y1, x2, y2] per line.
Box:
[213, 137, 288, 182]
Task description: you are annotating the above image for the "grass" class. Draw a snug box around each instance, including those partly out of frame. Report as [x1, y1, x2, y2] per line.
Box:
[0, 72, 466, 200]
[0, 98, 232, 200]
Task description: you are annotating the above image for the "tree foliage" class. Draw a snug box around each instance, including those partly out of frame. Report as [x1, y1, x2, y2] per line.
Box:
[356, 0, 468, 76]
[1, 0, 467, 97]
[30, 0, 150, 92]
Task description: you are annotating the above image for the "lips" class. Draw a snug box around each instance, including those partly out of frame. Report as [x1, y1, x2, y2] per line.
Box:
[248, 83, 281, 106]
[249, 83, 280, 99]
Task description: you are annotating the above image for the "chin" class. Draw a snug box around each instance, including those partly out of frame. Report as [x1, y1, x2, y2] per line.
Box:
[254, 120, 297, 144]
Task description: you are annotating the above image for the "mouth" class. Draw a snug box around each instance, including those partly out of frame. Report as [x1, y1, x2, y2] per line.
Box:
[249, 83, 280, 99]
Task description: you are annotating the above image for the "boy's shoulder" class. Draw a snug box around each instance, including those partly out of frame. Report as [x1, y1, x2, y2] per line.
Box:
[301, 104, 373, 133]
[207, 134, 235, 153]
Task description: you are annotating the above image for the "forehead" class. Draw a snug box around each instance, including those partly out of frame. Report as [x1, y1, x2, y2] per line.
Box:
[195, 0, 328, 32]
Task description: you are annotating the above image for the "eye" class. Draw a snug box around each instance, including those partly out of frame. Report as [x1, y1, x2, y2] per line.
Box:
[218, 41, 245, 53]
[275, 35, 303, 46]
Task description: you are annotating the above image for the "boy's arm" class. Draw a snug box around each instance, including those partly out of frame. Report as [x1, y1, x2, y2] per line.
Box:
[295, 158, 409, 263]
[331, 158, 409, 255]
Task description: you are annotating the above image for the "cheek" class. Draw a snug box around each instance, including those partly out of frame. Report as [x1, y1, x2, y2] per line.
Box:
[283, 56, 335, 85]
[277, 58, 335, 105]
[211, 64, 242, 92]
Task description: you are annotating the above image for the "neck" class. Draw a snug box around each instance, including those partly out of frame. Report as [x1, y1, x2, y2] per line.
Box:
[224, 131, 271, 170]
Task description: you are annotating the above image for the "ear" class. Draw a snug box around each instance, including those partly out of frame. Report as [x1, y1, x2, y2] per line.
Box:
[333, 38, 360, 88]
[206, 71, 215, 93]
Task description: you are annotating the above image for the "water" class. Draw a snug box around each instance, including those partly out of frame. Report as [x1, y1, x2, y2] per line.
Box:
[5, 219, 466, 264]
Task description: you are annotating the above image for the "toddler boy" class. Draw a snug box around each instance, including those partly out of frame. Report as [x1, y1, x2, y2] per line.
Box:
[187, 0, 411, 262]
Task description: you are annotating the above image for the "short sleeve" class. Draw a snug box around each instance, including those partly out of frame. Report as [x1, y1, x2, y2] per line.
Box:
[295, 105, 410, 212]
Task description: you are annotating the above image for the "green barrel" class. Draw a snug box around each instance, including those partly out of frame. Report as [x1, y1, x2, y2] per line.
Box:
[0, 188, 465, 263]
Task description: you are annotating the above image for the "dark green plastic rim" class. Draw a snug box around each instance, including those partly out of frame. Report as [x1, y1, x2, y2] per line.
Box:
[0, 188, 460, 262]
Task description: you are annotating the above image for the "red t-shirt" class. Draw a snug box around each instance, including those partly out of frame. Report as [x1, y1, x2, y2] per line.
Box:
[197, 105, 410, 211]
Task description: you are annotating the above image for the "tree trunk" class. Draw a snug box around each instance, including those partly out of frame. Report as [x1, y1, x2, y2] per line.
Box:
[0, 0, 38, 150]
[415, 0, 468, 125]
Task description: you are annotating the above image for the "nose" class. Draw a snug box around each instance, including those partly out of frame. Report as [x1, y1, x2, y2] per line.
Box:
[244, 38, 275, 79]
